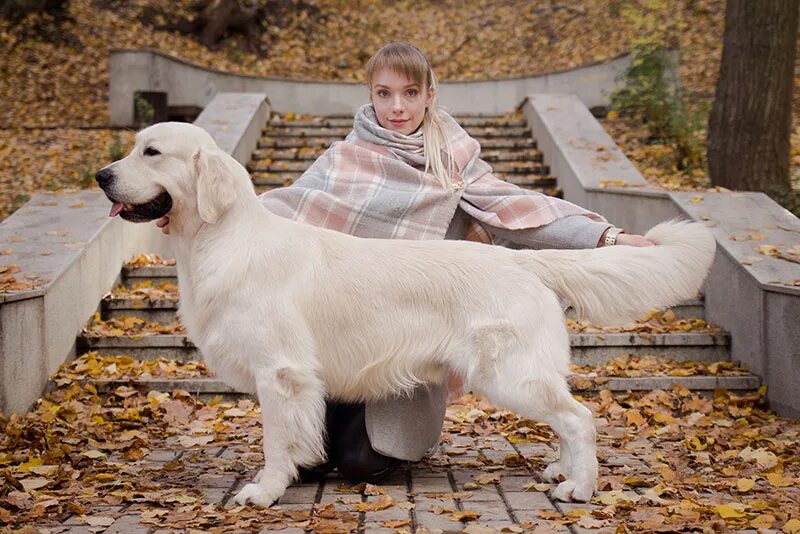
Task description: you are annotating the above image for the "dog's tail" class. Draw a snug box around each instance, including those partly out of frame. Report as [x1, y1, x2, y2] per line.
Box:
[516, 220, 716, 326]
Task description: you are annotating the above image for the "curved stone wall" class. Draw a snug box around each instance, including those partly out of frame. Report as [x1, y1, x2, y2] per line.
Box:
[109, 48, 646, 126]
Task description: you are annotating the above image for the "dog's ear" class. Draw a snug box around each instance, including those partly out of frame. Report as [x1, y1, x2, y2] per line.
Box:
[194, 147, 238, 224]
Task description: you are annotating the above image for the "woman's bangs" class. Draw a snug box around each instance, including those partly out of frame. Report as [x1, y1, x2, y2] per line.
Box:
[367, 45, 429, 88]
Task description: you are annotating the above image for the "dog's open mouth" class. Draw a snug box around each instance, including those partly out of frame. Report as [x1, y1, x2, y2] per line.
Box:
[109, 190, 173, 222]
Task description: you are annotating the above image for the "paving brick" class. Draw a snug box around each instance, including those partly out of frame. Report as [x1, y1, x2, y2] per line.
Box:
[458, 500, 512, 522]
[469, 521, 519, 531]
[497, 476, 539, 492]
[454, 485, 502, 503]
[362, 528, 404, 534]
[361, 504, 411, 522]
[105, 514, 148, 534]
[450, 469, 490, 485]
[409, 466, 451, 478]
[514, 511, 571, 531]
[412, 476, 453, 493]
[415, 510, 463, 532]
[197, 472, 238, 488]
[503, 491, 555, 511]
[198, 485, 230, 504]
[62, 507, 125, 526]
[512, 442, 555, 460]
[277, 484, 320, 504]
[143, 449, 179, 462]
[414, 497, 457, 511]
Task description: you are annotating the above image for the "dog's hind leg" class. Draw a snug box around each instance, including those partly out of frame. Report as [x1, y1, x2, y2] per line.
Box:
[233, 364, 326, 507]
[479, 369, 597, 503]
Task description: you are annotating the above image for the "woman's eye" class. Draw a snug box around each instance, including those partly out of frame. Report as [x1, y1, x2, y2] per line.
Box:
[144, 147, 161, 157]
[377, 90, 389, 98]
[406, 89, 418, 97]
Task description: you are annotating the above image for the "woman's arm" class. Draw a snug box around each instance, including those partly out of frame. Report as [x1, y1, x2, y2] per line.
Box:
[486, 214, 654, 249]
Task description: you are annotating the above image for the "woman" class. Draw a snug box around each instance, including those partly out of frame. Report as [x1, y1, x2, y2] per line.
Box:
[156, 42, 653, 484]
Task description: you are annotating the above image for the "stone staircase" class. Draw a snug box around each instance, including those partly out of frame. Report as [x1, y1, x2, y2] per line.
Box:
[250, 113, 559, 195]
[69, 112, 759, 401]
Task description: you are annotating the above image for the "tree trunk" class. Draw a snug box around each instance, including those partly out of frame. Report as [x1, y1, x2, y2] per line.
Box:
[707, 0, 798, 199]
[193, 0, 259, 49]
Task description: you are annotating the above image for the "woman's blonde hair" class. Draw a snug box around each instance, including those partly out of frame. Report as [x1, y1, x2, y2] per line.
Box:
[365, 42, 456, 189]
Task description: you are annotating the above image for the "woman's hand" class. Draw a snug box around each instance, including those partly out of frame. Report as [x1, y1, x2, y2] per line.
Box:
[156, 216, 170, 235]
[616, 233, 655, 247]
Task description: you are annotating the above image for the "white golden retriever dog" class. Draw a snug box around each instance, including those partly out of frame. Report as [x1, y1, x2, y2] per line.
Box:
[96, 122, 716, 506]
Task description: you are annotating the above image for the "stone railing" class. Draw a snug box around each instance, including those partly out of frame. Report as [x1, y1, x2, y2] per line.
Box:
[523, 94, 800, 418]
[0, 92, 270, 416]
[107, 48, 661, 126]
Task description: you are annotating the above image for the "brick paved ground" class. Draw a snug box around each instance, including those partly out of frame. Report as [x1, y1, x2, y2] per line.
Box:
[16, 405, 798, 534]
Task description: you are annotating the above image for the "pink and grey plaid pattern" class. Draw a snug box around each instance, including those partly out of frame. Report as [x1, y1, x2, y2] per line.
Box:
[259, 106, 605, 241]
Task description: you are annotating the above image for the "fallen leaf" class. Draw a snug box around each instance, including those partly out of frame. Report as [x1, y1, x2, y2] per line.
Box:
[20, 478, 51, 491]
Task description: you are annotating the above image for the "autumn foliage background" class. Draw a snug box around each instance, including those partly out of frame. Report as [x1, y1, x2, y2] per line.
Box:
[0, 0, 798, 221]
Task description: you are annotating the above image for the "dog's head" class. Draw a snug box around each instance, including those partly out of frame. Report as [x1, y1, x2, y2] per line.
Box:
[96, 122, 244, 230]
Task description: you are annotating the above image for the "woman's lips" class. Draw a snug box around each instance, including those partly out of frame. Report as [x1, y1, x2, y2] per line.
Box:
[390, 118, 409, 126]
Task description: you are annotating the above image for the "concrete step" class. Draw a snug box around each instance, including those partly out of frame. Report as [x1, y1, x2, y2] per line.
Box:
[103, 295, 706, 324]
[569, 332, 729, 364]
[84, 371, 760, 403]
[249, 171, 556, 189]
[78, 330, 728, 364]
[122, 265, 177, 284]
[256, 136, 537, 150]
[267, 117, 527, 128]
[252, 146, 544, 163]
[248, 159, 549, 175]
[103, 298, 178, 322]
[262, 126, 532, 139]
[79, 334, 198, 360]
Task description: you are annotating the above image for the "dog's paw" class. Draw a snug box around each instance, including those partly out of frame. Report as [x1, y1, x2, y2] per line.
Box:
[232, 483, 282, 508]
[542, 460, 570, 482]
[551, 478, 595, 503]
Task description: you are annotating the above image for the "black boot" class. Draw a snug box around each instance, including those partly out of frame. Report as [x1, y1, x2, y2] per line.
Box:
[329, 402, 402, 484]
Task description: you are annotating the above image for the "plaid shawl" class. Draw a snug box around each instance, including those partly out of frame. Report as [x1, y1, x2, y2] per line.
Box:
[259, 105, 605, 242]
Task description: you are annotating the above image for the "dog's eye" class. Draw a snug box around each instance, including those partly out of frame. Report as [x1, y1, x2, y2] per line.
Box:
[144, 147, 161, 157]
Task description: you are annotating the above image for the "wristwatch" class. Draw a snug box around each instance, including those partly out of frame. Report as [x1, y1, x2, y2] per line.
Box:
[603, 227, 625, 247]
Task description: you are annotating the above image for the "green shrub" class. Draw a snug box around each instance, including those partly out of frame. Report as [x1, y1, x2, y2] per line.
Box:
[134, 93, 155, 127]
[611, 40, 706, 172]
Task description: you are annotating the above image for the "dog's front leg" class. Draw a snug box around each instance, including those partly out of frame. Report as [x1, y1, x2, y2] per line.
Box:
[233, 365, 326, 507]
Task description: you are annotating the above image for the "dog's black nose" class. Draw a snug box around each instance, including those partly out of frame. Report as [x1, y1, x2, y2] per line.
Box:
[95, 168, 114, 188]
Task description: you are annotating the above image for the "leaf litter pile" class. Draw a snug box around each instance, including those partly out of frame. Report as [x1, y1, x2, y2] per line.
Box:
[2, 282, 799, 533]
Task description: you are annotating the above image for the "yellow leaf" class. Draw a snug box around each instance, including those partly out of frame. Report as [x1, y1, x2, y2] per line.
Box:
[474, 473, 501, 485]
[689, 196, 703, 203]
[766, 473, 795, 488]
[715, 504, 747, 519]
[18, 458, 44, 473]
[606, 110, 619, 120]
[596, 490, 636, 506]
[736, 478, 755, 492]
[450, 510, 481, 521]
[784, 518, 800, 534]
[624, 408, 647, 427]
[750, 514, 775, 529]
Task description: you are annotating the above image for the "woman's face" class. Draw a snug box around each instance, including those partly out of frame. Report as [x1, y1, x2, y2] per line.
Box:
[370, 68, 433, 136]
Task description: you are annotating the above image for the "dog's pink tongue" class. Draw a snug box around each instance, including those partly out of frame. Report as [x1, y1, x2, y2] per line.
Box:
[109, 202, 124, 217]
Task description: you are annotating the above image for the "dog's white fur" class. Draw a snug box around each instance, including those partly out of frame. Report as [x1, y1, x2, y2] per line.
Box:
[99, 122, 716, 506]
